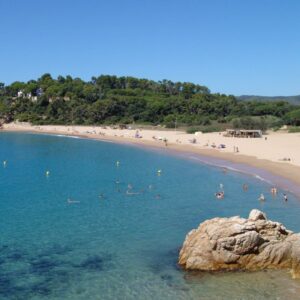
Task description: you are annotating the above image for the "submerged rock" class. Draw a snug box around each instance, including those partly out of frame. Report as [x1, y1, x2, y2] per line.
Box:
[178, 209, 300, 279]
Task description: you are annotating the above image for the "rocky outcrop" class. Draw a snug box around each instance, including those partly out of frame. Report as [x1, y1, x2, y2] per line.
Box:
[179, 209, 300, 278]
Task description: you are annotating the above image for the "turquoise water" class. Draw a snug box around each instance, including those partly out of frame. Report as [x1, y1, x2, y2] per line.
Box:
[1, 132, 300, 300]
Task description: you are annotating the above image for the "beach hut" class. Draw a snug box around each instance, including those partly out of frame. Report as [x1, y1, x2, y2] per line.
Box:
[240, 130, 262, 138]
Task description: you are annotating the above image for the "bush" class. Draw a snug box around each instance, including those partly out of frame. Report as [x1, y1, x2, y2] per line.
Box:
[285, 109, 300, 126]
[288, 127, 300, 133]
[163, 115, 177, 128]
[200, 125, 222, 133]
[186, 125, 221, 134]
[201, 117, 211, 126]
[186, 126, 202, 134]
[231, 116, 282, 132]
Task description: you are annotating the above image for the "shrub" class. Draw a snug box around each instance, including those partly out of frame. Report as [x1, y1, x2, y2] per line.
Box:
[285, 109, 300, 126]
[288, 127, 300, 133]
[231, 116, 282, 132]
[186, 125, 221, 134]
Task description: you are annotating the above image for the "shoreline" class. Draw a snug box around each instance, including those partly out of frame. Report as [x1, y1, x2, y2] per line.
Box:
[2, 124, 300, 197]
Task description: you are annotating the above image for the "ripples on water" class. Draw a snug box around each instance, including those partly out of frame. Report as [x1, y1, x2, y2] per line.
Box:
[1, 132, 300, 299]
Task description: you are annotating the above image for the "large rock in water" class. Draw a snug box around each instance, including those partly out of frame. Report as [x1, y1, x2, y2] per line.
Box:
[178, 209, 300, 278]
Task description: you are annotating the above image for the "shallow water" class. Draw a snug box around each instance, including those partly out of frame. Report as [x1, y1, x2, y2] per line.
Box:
[1, 132, 300, 299]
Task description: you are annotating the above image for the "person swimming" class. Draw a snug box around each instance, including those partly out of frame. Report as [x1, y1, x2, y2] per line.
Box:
[258, 194, 265, 201]
[243, 184, 248, 191]
[215, 191, 224, 199]
[126, 190, 140, 195]
[67, 198, 80, 204]
[270, 187, 277, 196]
[99, 193, 106, 199]
[283, 193, 288, 201]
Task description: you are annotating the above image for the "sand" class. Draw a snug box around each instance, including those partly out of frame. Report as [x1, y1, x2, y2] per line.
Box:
[2, 122, 300, 195]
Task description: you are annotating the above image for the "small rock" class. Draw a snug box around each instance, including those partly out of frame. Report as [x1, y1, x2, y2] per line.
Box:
[248, 209, 267, 221]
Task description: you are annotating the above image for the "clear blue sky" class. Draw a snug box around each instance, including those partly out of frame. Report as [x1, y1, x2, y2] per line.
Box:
[0, 0, 299, 96]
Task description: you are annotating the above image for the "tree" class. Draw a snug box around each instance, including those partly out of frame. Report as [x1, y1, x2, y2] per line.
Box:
[285, 109, 300, 126]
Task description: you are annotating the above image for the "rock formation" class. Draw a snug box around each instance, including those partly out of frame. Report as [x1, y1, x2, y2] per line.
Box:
[179, 209, 300, 278]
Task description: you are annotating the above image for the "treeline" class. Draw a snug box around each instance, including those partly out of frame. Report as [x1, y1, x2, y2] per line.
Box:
[0, 74, 300, 129]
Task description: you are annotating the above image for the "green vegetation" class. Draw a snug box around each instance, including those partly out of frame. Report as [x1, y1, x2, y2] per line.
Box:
[186, 125, 222, 134]
[0, 74, 299, 130]
[285, 109, 300, 126]
[238, 95, 300, 105]
[288, 127, 300, 133]
[231, 116, 283, 132]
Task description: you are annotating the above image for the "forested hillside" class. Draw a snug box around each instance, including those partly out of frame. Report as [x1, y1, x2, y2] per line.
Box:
[1, 74, 300, 129]
[238, 95, 300, 105]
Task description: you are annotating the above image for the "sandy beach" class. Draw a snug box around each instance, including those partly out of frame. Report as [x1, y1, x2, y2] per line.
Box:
[2, 122, 300, 195]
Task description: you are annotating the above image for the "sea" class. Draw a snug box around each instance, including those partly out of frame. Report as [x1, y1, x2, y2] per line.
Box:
[1, 132, 300, 300]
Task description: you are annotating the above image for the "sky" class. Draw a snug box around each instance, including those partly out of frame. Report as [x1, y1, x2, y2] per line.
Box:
[0, 0, 300, 96]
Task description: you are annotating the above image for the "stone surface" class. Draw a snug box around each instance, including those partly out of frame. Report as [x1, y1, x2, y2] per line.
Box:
[178, 209, 300, 278]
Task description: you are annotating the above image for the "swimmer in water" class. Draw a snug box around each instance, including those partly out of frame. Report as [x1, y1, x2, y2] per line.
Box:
[67, 198, 80, 204]
[127, 184, 133, 190]
[148, 184, 153, 190]
[215, 191, 224, 199]
[3, 160, 7, 167]
[243, 184, 248, 191]
[126, 190, 140, 195]
[283, 193, 288, 202]
[99, 193, 106, 199]
[258, 194, 265, 202]
[270, 187, 277, 196]
[219, 183, 224, 190]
